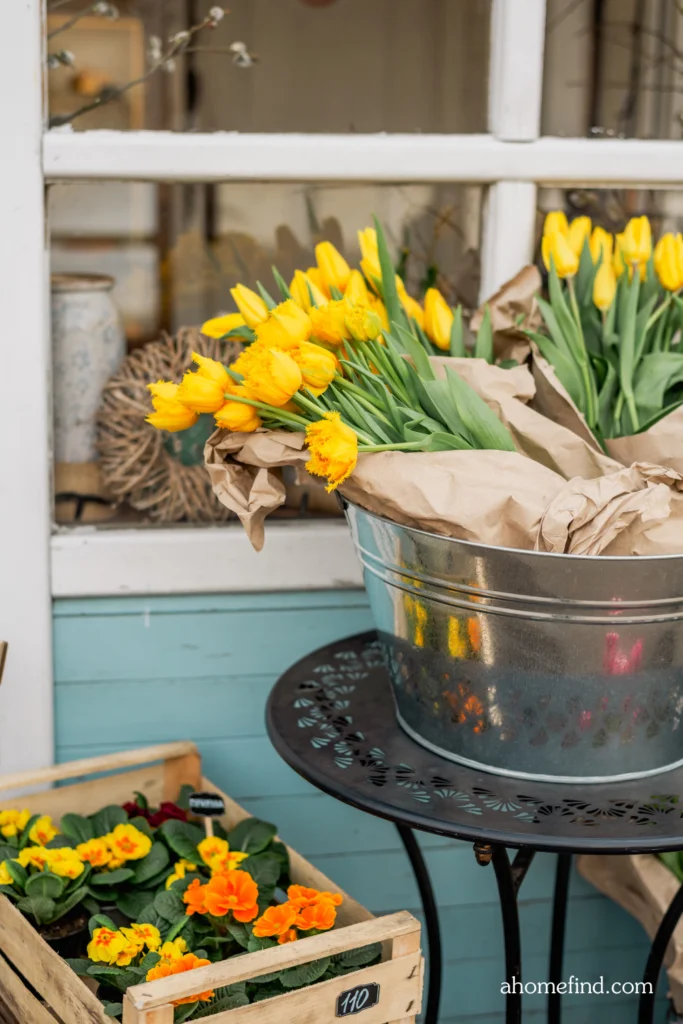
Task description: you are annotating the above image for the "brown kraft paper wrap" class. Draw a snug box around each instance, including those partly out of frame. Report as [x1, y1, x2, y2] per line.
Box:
[577, 854, 683, 1012]
[470, 265, 542, 364]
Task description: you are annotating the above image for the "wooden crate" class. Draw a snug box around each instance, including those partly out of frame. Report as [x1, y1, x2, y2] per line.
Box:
[0, 742, 424, 1024]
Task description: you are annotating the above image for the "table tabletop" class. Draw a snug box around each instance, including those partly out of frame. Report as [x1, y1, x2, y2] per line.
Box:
[266, 631, 683, 854]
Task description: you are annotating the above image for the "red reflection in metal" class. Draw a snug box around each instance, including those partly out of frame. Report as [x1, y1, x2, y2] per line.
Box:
[603, 632, 643, 675]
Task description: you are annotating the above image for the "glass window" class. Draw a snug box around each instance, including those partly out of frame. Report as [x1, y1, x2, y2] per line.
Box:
[542, 0, 683, 139]
[49, 179, 485, 528]
[47, 0, 491, 133]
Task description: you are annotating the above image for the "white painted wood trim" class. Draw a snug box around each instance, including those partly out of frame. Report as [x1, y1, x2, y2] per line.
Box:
[0, 0, 54, 774]
[44, 131, 683, 185]
[480, 181, 538, 300]
[50, 522, 363, 598]
[489, 0, 547, 141]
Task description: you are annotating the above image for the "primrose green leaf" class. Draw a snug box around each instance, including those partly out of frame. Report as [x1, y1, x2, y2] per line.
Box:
[226, 818, 276, 855]
[25, 872, 64, 900]
[60, 814, 94, 845]
[279, 957, 331, 989]
[90, 806, 128, 838]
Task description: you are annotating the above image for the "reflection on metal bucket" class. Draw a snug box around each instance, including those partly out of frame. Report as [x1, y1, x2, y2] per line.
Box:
[344, 500, 683, 783]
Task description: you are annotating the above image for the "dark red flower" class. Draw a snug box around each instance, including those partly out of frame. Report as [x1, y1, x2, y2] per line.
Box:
[147, 802, 188, 827]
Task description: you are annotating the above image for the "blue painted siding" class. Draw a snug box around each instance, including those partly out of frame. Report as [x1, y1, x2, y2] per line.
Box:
[53, 592, 663, 1023]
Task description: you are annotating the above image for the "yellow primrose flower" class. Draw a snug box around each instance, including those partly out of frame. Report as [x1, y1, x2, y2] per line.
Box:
[176, 368, 227, 414]
[191, 352, 231, 391]
[543, 211, 569, 239]
[222, 850, 250, 871]
[242, 348, 303, 407]
[123, 922, 162, 951]
[306, 412, 358, 492]
[566, 216, 592, 257]
[28, 816, 59, 847]
[198, 836, 230, 872]
[230, 284, 269, 328]
[589, 226, 613, 265]
[344, 269, 370, 307]
[256, 300, 312, 349]
[315, 241, 352, 295]
[309, 300, 352, 346]
[16, 846, 52, 871]
[358, 227, 381, 285]
[215, 390, 262, 433]
[423, 288, 454, 351]
[293, 341, 338, 396]
[159, 937, 188, 961]
[200, 312, 246, 339]
[106, 823, 152, 862]
[165, 859, 199, 890]
[77, 838, 112, 869]
[621, 215, 652, 266]
[290, 270, 328, 311]
[0, 809, 31, 839]
[654, 232, 683, 291]
[593, 262, 617, 312]
[87, 927, 128, 966]
[0, 861, 13, 885]
[46, 848, 85, 879]
[542, 231, 579, 278]
[146, 381, 199, 433]
[345, 305, 382, 343]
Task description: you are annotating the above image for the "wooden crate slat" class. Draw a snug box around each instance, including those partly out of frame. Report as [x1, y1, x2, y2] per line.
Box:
[0, 764, 166, 819]
[0, 949, 62, 1024]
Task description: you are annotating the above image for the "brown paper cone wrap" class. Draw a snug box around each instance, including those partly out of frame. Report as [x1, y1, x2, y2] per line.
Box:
[470, 265, 542, 363]
[577, 854, 683, 1011]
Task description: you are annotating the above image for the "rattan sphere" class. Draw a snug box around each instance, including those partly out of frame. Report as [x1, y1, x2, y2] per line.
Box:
[96, 327, 241, 523]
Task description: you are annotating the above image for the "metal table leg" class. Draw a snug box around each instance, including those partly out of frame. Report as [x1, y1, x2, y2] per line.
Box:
[492, 845, 523, 1024]
[639, 881, 683, 1024]
[396, 825, 442, 1024]
[548, 853, 572, 1024]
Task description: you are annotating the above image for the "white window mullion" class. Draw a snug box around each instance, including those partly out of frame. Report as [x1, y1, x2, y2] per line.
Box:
[480, 0, 546, 300]
[0, 0, 54, 773]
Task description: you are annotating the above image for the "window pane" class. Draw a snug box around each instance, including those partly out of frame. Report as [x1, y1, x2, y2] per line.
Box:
[542, 0, 683, 139]
[49, 179, 484, 527]
[47, 0, 490, 133]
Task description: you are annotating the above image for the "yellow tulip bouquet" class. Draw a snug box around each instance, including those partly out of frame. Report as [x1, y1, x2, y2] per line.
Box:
[533, 211, 683, 443]
[147, 218, 515, 494]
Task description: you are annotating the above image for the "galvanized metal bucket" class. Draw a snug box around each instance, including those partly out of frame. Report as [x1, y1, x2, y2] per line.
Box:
[344, 499, 683, 783]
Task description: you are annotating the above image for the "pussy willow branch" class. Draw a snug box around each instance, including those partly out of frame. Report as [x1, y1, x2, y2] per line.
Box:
[48, 2, 102, 40]
[48, 9, 228, 128]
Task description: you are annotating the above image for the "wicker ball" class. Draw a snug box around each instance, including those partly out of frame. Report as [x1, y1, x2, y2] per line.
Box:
[96, 327, 241, 523]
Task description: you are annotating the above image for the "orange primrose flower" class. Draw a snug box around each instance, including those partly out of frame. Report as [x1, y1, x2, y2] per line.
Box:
[295, 901, 337, 932]
[278, 928, 299, 945]
[252, 903, 298, 938]
[146, 952, 214, 1005]
[203, 869, 259, 922]
[183, 877, 209, 916]
[287, 885, 343, 909]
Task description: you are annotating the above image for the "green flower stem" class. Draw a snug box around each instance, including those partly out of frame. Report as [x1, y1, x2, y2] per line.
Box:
[612, 390, 625, 435]
[359, 441, 424, 453]
[291, 391, 326, 418]
[567, 277, 598, 428]
[334, 378, 394, 426]
[223, 393, 309, 426]
[646, 294, 671, 334]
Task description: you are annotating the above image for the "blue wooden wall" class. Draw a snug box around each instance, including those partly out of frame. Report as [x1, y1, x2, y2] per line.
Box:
[53, 591, 664, 1023]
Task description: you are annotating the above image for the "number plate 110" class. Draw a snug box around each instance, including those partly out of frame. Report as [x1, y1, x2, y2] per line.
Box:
[336, 983, 380, 1017]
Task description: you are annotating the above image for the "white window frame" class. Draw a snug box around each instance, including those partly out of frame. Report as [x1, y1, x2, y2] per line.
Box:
[6, 0, 683, 772]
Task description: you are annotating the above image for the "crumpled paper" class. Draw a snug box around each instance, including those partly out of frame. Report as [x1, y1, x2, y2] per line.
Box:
[537, 462, 683, 555]
[470, 265, 541, 364]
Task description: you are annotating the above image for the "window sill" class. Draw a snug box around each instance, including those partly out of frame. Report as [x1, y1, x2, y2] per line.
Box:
[50, 520, 362, 598]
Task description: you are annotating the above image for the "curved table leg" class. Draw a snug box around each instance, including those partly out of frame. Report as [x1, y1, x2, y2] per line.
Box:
[492, 845, 523, 1024]
[548, 853, 572, 1024]
[638, 880, 683, 1024]
[396, 825, 442, 1024]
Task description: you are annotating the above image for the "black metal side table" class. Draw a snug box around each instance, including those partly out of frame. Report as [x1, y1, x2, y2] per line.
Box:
[266, 631, 683, 1024]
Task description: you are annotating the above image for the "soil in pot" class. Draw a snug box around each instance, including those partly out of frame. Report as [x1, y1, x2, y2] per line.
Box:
[39, 907, 89, 958]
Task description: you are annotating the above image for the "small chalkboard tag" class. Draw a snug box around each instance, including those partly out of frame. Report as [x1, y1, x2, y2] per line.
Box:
[189, 792, 225, 817]
[336, 983, 380, 1017]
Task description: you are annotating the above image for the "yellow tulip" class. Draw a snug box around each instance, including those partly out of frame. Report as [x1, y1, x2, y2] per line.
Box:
[176, 368, 227, 413]
[315, 241, 352, 295]
[543, 211, 569, 239]
[256, 299, 311, 349]
[344, 269, 370, 307]
[306, 412, 358, 492]
[368, 294, 389, 331]
[613, 233, 627, 278]
[290, 270, 327, 311]
[242, 348, 303, 407]
[201, 312, 246, 338]
[567, 216, 592, 257]
[424, 288, 454, 351]
[358, 227, 381, 285]
[593, 262, 617, 311]
[542, 231, 579, 278]
[230, 284, 270, 328]
[146, 381, 199, 432]
[192, 352, 231, 390]
[621, 216, 652, 265]
[294, 341, 338, 396]
[654, 232, 683, 291]
[309, 300, 352, 346]
[399, 289, 425, 329]
[345, 305, 383, 342]
[215, 389, 262, 432]
[589, 227, 613, 265]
